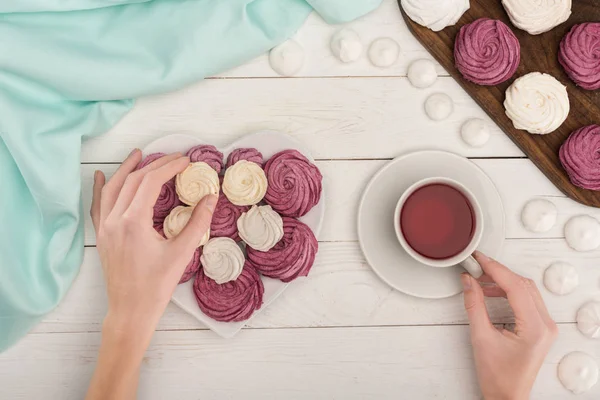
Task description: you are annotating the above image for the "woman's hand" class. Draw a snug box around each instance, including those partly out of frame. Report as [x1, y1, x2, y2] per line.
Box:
[462, 251, 558, 400]
[86, 149, 217, 400]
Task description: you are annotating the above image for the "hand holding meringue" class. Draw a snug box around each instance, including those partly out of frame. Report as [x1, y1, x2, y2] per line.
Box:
[176, 162, 220, 206]
[237, 205, 284, 252]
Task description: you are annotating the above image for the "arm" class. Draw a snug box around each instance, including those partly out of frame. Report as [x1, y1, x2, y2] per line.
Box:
[85, 150, 217, 400]
[462, 251, 558, 400]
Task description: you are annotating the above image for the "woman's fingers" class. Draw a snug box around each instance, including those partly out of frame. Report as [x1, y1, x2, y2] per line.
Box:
[91, 170, 106, 233]
[171, 194, 218, 257]
[473, 251, 545, 332]
[99, 149, 142, 219]
[126, 156, 189, 220]
[525, 281, 558, 334]
[109, 153, 182, 219]
[481, 285, 507, 298]
[461, 273, 496, 341]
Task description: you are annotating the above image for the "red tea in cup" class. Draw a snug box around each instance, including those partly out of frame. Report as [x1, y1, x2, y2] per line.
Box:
[399, 183, 475, 260]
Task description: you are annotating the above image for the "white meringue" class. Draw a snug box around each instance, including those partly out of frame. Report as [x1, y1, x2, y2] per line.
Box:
[520, 199, 557, 233]
[401, 0, 470, 32]
[269, 39, 304, 77]
[577, 301, 600, 339]
[504, 72, 569, 135]
[425, 93, 454, 121]
[176, 162, 220, 206]
[163, 206, 210, 247]
[237, 205, 284, 252]
[368, 38, 400, 68]
[502, 0, 571, 35]
[200, 237, 245, 284]
[460, 118, 490, 147]
[330, 28, 362, 63]
[407, 59, 438, 89]
[543, 262, 578, 295]
[558, 352, 599, 394]
[564, 215, 600, 252]
[222, 160, 268, 206]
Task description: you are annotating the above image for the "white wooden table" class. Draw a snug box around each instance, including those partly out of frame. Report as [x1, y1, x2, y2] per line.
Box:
[2, 1, 600, 398]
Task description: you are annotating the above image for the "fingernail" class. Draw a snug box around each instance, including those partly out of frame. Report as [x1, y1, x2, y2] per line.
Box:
[205, 194, 218, 212]
[94, 170, 99, 182]
[461, 273, 472, 290]
[474, 250, 490, 262]
[129, 148, 140, 157]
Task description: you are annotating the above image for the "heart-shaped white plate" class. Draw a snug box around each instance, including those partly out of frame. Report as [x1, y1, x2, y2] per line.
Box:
[142, 131, 325, 338]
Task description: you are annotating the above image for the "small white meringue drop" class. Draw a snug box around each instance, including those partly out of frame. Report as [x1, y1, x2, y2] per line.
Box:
[460, 118, 490, 148]
[368, 37, 400, 68]
[330, 28, 362, 63]
[558, 352, 599, 394]
[520, 199, 557, 233]
[543, 262, 578, 295]
[425, 93, 454, 121]
[269, 39, 304, 76]
[407, 59, 438, 88]
[564, 215, 600, 252]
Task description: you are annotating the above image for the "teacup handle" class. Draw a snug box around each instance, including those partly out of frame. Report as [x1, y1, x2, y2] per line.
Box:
[459, 255, 483, 279]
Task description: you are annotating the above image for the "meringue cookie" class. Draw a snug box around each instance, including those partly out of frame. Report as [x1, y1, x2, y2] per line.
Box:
[502, 0, 571, 35]
[153, 179, 182, 224]
[559, 125, 600, 191]
[577, 301, 600, 339]
[331, 28, 363, 63]
[264, 150, 323, 218]
[186, 145, 223, 173]
[454, 18, 520, 86]
[163, 206, 210, 247]
[179, 248, 202, 284]
[193, 261, 264, 322]
[210, 195, 248, 241]
[520, 199, 557, 233]
[504, 72, 569, 135]
[247, 217, 318, 282]
[222, 160, 268, 206]
[407, 59, 438, 89]
[200, 237, 245, 284]
[368, 38, 400, 68]
[401, 0, 470, 32]
[564, 215, 600, 252]
[559, 23, 600, 90]
[461, 118, 490, 147]
[176, 162, 220, 206]
[425, 93, 454, 121]
[269, 39, 304, 76]
[558, 352, 599, 394]
[238, 205, 284, 252]
[137, 153, 165, 170]
[543, 262, 578, 295]
[226, 148, 263, 168]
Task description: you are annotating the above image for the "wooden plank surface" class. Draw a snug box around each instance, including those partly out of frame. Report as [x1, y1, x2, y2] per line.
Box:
[399, 0, 600, 207]
[2, 325, 598, 399]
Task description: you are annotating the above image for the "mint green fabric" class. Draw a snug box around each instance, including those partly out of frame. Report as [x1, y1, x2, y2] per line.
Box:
[0, 0, 381, 351]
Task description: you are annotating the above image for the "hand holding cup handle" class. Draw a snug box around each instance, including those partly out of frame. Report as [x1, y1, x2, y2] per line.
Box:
[459, 254, 484, 279]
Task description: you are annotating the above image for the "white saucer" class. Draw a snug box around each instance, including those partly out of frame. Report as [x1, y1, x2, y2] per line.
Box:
[357, 151, 505, 299]
[142, 131, 325, 338]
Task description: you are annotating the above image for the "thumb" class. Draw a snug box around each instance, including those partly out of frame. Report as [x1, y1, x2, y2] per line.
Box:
[461, 273, 494, 339]
[172, 194, 218, 254]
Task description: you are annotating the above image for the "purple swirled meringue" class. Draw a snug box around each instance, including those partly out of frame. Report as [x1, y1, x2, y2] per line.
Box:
[137, 152, 166, 170]
[210, 194, 249, 241]
[559, 125, 600, 191]
[186, 145, 224, 173]
[263, 150, 323, 218]
[152, 179, 182, 225]
[226, 148, 264, 168]
[179, 248, 202, 284]
[559, 23, 600, 91]
[454, 18, 520, 86]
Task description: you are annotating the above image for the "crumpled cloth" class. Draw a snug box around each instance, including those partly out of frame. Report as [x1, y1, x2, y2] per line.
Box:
[0, 0, 381, 351]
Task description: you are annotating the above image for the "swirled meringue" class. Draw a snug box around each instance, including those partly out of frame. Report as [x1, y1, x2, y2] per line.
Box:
[237, 205, 284, 252]
[200, 237, 245, 284]
[226, 148, 263, 168]
[153, 179, 182, 224]
[264, 150, 323, 218]
[559, 125, 600, 190]
[137, 152, 165, 170]
[504, 72, 569, 135]
[454, 18, 520, 85]
[186, 145, 223, 173]
[176, 162, 220, 206]
[222, 160, 267, 206]
[559, 23, 600, 90]
[401, 0, 470, 32]
[210, 195, 248, 241]
[179, 248, 202, 284]
[577, 301, 600, 339]
[163, 205, 210, 247]
[193, 261, 264, 322]
[247, 217, 318, 282]
[502, 0, 571, 35]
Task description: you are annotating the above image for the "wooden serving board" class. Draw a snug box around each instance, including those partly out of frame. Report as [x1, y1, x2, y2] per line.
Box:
[398, 0, 600, 208]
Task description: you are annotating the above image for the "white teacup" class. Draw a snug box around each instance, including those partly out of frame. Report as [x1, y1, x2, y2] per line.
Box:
[393, 177, 484, 278]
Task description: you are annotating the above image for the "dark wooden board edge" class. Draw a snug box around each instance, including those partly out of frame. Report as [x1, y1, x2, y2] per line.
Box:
[397, 0, 600, 208]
